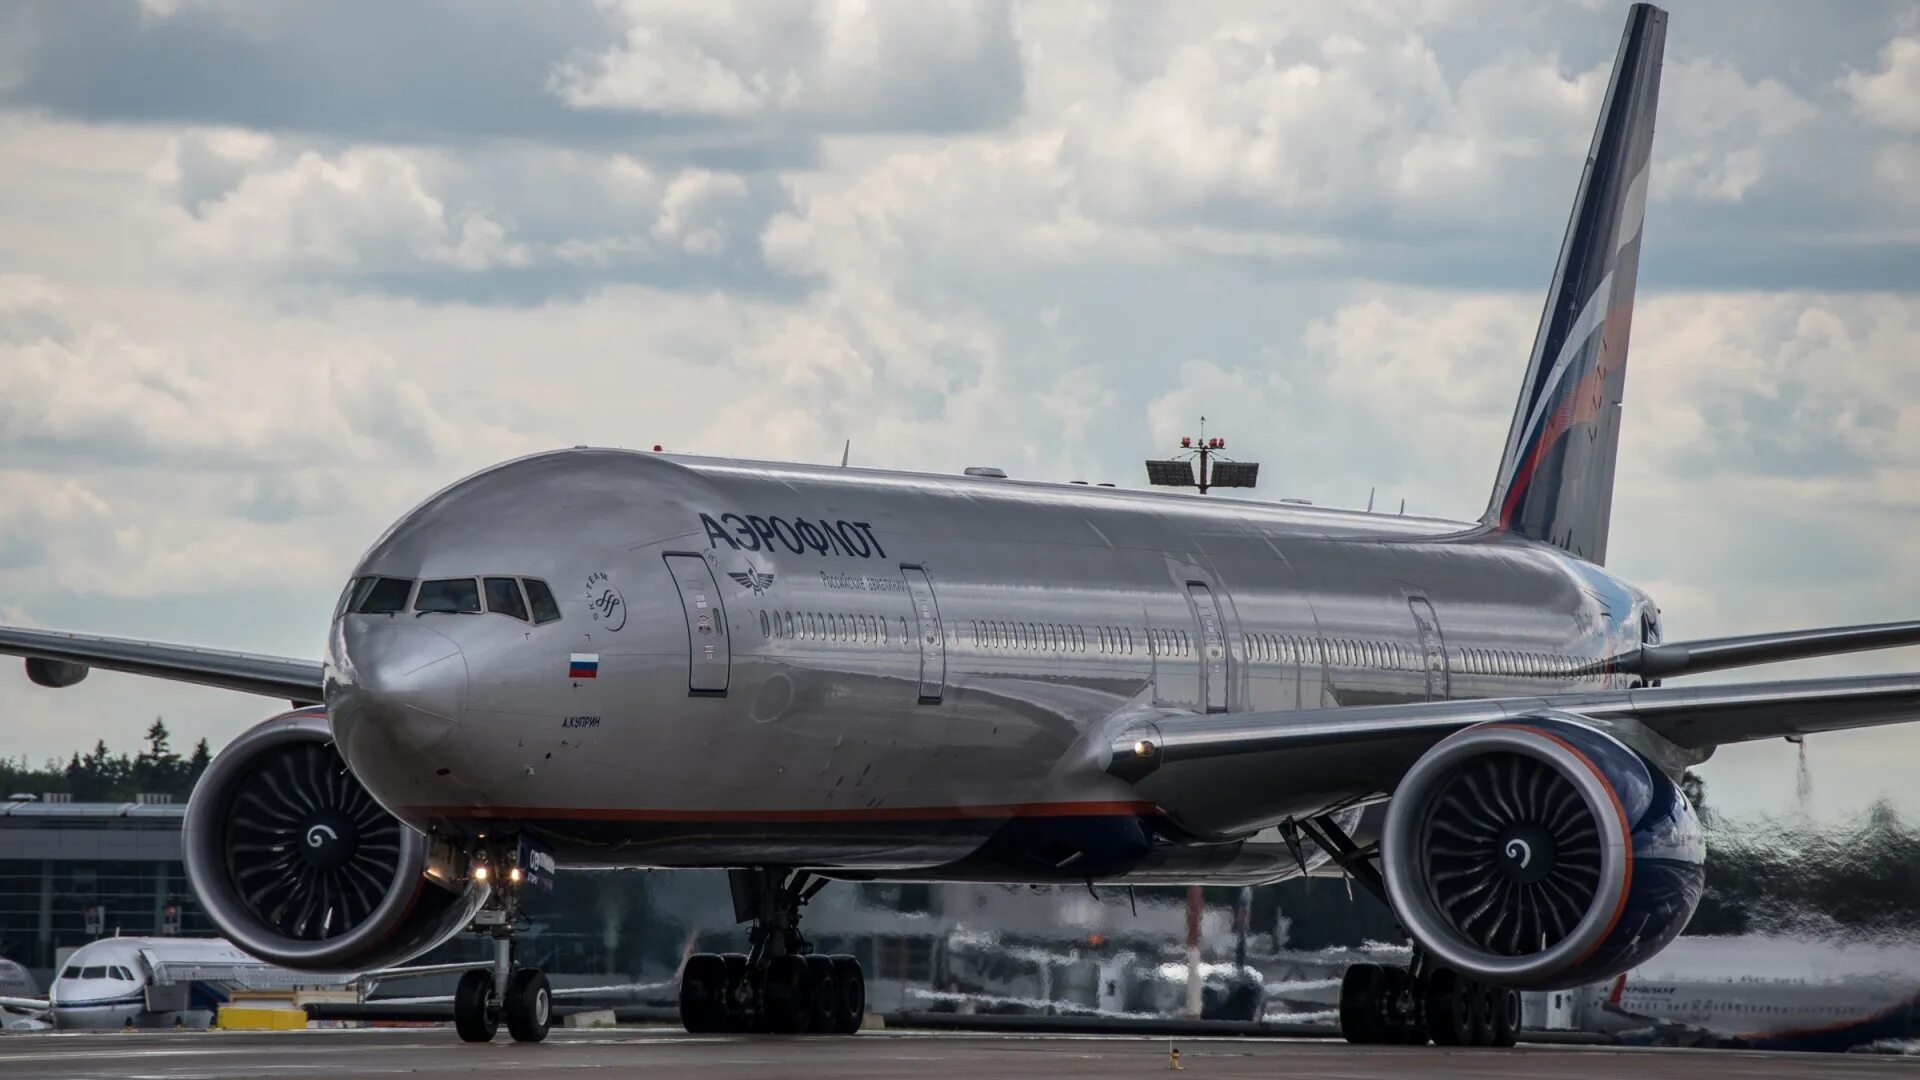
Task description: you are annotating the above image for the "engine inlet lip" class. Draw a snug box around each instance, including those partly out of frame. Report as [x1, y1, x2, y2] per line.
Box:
[182, 711, 429, 970]
[1382, 719, 1630, 989]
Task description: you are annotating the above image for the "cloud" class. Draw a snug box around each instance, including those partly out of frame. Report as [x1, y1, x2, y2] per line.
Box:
[550, 0, 1024, 132]
[1842, 36, 1920, 133]
[1653, 57, 1815, 202]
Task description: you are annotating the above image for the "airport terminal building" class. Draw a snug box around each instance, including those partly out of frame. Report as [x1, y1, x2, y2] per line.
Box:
[0, 798, 210, 979]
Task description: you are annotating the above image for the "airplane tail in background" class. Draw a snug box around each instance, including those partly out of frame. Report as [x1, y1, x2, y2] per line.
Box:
[1484, 3, 1666, 566]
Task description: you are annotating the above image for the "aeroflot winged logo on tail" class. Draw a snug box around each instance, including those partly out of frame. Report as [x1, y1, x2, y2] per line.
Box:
[699, 513, 888, 559]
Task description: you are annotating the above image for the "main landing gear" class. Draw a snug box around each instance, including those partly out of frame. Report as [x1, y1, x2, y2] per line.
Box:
[1290, 815, 1521, 1049]
[454, 859, 551, 1044]
[680, 868, 866, 1035]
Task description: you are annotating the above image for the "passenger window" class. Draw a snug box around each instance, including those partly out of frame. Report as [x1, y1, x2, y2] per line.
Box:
[523, 579, 563, 624]
[484, 577, 529, 620]
[415, 578, 480, 614]
[783, 611, 795, 638]
[358, 576, 414, 614]
[759, 611, 771, 638]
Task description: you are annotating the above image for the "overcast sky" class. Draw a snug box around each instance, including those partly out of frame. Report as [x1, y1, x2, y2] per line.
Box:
[1, 0, 1917, 822]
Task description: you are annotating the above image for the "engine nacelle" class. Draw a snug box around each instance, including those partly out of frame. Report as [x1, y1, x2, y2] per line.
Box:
[25, 657, 88, 688]
[183, 709, 488, 971]
[1381, 714, 1704, 990]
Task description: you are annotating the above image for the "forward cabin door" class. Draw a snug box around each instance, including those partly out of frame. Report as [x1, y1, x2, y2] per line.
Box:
[1408, 596, 1449, 701]
[664, 554, 729, 694]
[901, 565, 945, 703]
[1186, 582, 1230, 714]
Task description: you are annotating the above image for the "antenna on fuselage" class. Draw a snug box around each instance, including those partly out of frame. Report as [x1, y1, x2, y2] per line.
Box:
[1146, 416, 1259, 495]
[1366, 487, 1376, 512]
[839, 439, 850, 467]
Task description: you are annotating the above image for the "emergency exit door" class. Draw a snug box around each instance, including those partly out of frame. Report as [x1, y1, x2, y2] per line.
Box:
[664, 554, 729, 694]
[901, 565, 945, 703]
[1186, 582, 1230, 713]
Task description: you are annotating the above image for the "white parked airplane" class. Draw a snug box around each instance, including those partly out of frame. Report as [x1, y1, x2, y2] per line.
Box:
[1552, 935, 1920, 1052]
[0, 937, 319, 1030]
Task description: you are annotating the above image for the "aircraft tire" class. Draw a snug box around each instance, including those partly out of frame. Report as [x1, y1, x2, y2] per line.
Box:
[1425, 969, 1475, 1047]
[803, 955, 838, 1033]
[720, 953, 752, 1032]
[762, 954, 812, 1034]
[454, 968, 498, 1043]
[680, 953, 726, 1033]
[1468, 979, 1497, 1046]
[1339, 962, 1385, 1044]
[1488, 985, 1520, 1049]
[504, 968, 551, 1043]
[830, 955, 866, 1035]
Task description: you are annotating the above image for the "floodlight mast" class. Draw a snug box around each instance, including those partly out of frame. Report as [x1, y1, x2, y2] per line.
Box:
[1144, 416, 1258, 495]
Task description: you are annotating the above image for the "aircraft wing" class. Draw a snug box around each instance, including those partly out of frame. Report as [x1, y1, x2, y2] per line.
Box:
[1108, 671, 1920, 837]
[0, 625, 323, 705]
[0, 995, 48, 1013]
[1613, 618, 1920, 680]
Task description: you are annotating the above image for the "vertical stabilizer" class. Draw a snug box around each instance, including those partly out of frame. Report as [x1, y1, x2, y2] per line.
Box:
[1485, 3, 1666, 565]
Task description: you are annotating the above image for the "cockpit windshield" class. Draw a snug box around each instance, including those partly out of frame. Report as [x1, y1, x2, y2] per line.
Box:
[357, 577, 414, 614]
[415, 578, 482, 614]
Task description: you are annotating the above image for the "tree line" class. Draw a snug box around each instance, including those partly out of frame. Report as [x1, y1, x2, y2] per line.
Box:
[0, 719, 211, 802]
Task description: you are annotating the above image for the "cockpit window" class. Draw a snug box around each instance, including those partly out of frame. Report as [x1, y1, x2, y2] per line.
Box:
[61, 965, 80, 980]
[415, 578, 481, 614]
[357, 577, 414, 614]
[522, 579, 562, 624]
[336, 576, 373, 618]
[80, 966, 106, 979]
[485, 577, 529, 621]
[112, 966, 132, 981]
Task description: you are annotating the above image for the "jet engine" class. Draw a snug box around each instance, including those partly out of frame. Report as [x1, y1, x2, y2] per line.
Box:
[182, 709, 488, 971]
[1381, 714, 1704, 990]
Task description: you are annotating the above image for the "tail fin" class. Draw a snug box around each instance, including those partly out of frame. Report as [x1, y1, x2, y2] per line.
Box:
[1484, 3, 1666, 565]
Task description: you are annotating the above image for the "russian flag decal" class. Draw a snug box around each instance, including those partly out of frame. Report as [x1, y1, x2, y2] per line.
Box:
[568, 653, 599, 679]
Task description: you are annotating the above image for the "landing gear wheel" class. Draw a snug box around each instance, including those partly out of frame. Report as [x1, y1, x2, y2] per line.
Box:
[504, 968, 551, 1043]
[1425, 969, 1475, 1047]
[762, 954, 812, 1034]
[1380, 967, 1426, 1044]
[720, 953, 752, 1033]
[454, 968, 498, 1043]
[680, 953, 726, 1034]
[829, 955, 865, 1034]
[803, 955, 838, 1034]
[1339, 962, 1385, 1044]
[1488, 985, 1520, 1049]
[1469, 979, 1497, 1047]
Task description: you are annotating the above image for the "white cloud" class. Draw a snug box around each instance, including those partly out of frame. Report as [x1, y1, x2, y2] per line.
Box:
[551, 0, 1021, 129]
[1653, 57, 1815, 202]
[156, 140, 531, 272]
[1841, 36, 1920, 134]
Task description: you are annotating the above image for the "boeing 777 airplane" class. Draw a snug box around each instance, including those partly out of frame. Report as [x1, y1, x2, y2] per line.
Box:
[2, 3, 1917, 1049]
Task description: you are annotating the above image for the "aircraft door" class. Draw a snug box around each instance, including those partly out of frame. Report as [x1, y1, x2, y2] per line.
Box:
[664, 554, 729, 694]
[1185, 582, 1230, 714]
[1408, 596, 1449, 701]
[901, 565, 945, 703]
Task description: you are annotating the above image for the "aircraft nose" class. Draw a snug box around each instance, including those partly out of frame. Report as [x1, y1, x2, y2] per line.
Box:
[327, 620, 468, 764]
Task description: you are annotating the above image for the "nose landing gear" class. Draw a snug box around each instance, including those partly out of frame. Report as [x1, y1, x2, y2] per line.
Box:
[679, 867, 866, 1035]
[452, 851, 551, 1044]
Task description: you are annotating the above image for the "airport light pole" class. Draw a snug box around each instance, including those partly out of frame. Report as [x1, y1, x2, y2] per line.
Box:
[1145, 417, 1259, 495]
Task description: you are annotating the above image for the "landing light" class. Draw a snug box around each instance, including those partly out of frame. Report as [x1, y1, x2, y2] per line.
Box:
[509, 866, 523, 884]
[1133, 739, 1156, 757]
[473, 865, 490, 883]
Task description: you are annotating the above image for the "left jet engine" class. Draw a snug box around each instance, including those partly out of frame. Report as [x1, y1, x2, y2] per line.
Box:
[182, 709, 487, 971]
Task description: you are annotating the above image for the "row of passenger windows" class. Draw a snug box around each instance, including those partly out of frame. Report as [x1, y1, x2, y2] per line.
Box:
[1459, 647, 1591, 678]
[748, 604, 1593, 680]
[759, 609, 908, 644]
[340, 575, 562, 624]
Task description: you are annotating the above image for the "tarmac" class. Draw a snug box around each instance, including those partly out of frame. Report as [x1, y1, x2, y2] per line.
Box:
[2, 1027, 1919, 1080]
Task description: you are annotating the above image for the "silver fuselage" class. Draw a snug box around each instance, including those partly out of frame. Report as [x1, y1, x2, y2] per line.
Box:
[325, 449, 1656, 882]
